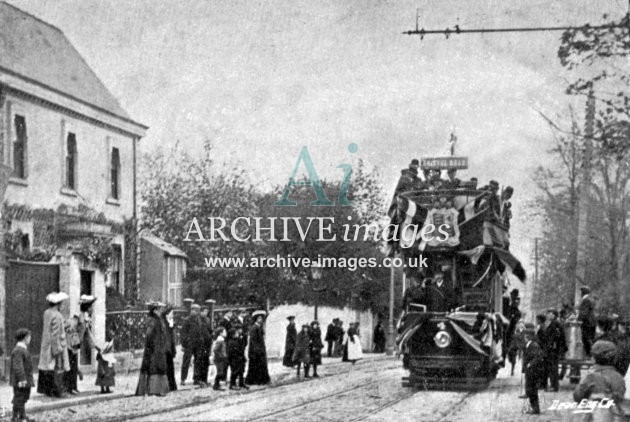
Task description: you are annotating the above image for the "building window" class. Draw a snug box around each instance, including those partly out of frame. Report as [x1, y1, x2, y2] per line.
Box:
[111, 147, 120, 199]
[66, 133, 78, 189]
[13, 115, 27, 179]
[111, 245, 122, 293]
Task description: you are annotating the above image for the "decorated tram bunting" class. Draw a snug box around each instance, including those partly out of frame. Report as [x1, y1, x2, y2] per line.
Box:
[387, 153, 526, 390]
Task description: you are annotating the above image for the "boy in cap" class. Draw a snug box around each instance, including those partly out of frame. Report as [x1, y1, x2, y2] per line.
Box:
[11, 328, 34, 422]
[522, 323, 544, 414]
[574, 340, 625, 415]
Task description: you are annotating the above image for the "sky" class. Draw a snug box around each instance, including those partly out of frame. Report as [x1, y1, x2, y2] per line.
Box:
[6, 0, 628, 309]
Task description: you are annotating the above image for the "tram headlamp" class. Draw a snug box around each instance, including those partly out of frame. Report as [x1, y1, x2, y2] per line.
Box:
[434, 330, 451, 348]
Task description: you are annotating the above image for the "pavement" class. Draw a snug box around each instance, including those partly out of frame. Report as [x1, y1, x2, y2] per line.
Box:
[0, 349, 385, 417]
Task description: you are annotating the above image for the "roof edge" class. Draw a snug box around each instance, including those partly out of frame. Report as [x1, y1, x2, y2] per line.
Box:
[0, 65, 148, 131]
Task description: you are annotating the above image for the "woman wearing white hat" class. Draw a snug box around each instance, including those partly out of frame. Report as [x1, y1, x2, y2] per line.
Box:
[37, 292, 70, 397]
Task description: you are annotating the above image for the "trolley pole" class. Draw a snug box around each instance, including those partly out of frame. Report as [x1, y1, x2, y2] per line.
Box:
[386, 265, 395, 356]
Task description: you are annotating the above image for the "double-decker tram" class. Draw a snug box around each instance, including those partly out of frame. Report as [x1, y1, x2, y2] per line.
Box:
[389, 155, 526, 390]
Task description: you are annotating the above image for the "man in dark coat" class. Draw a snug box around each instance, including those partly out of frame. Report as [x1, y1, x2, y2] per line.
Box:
[334, 320, 344, 357]
[503, 290, 521, 362]
[191, 307, 212, 387]
[325, 319, 337, 357]
[543, 309, 567, 392]
[578, 286, 596, 356]
[245, 311, 271, 385]
[180, 304, 199, 385]
[424, 273, 457, 312]
[373, 322, 386, 353]
[402, 277, 425, 311]
[534, 313, 548, 389]
[283, 316, 297, 367]
[614, 323, 630, 376]
[522, 323, 544, 415]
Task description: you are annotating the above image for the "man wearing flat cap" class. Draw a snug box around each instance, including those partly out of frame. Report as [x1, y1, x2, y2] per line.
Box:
[522, 323, 544, 415]
[578, 286, 596, 356]
[574, 340, 625, 415]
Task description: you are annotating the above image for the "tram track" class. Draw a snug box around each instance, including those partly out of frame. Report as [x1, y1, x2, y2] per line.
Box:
[119, 358, 401, 422]
[435, 392, 473, 422]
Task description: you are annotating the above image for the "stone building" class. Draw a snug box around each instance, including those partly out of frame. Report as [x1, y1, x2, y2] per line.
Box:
[0, 2, 146, 371]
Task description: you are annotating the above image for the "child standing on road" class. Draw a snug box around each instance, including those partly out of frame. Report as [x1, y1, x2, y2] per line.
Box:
[212, 327, 228, 391]
[96, 337, 116, 394]
[227, 326, 248, 390]
[10, 328, 34, 422]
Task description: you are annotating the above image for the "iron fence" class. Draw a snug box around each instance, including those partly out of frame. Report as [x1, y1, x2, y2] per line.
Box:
[105, 304, 259, 352]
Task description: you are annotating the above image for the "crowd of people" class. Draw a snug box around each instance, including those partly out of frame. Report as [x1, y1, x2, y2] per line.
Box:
[8, 291, 384, 421]
[283, 317, 366, 379]
[9, 292, 112, 422]
[503, 285, 630, 416]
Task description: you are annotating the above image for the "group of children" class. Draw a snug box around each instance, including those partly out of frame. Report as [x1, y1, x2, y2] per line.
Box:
[211, 325, 249, 391]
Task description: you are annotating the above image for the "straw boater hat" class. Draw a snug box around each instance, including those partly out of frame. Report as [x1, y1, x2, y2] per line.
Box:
[191, 304, 201, 310]
[252, 310, 267, 319]
[79, 294, 97, 305]
[46, 292, 69, 304]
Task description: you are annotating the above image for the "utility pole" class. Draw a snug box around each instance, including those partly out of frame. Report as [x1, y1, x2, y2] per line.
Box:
[386, 265, 395, 356]
[534, 238, 539, 289]
[574, 89, 595, 308]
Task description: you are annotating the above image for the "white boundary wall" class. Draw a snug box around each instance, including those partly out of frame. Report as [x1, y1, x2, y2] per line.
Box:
[264, 303, 375, 358]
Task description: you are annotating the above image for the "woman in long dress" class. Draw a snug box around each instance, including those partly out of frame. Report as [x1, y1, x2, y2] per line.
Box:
[245, 311, 271, 385]
[282, 316, 297, 367]
[135, 302, 170, 396]
[38, 292, 70, 397]
[163, 306, 177, 391]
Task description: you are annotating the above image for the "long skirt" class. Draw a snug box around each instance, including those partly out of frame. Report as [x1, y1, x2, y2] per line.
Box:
[245, 353, 270, 385]
[64, 349, 79, 392]
[96, 355, 116, 388]
[37, 354, 66, 397]
[166, 353, 177, 391]
[135, 372, 169, 396]
[282, 347, 295, 367]
[310, 347, 322, 366]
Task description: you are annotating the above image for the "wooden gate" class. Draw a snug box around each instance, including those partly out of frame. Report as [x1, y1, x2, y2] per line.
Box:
[6, 260, 60, 363]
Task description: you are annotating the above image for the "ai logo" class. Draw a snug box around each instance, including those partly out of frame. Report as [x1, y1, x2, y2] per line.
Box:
[274, 143, 358, 207]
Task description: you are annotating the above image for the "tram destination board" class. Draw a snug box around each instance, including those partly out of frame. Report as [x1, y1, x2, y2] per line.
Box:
[421, 157, 468, 170]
